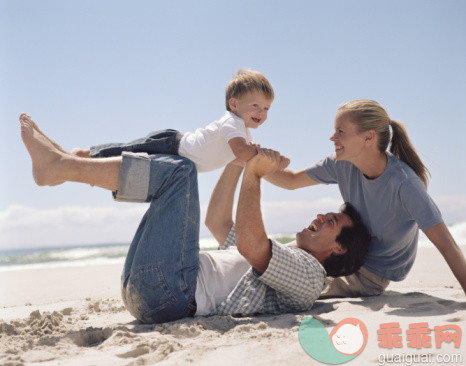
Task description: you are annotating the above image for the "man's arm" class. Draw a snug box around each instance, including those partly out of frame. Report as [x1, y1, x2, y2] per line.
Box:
[236, 149, 289, 273]
[424, 222, 466, 294]
[205, 163, 244, 245]
[264, 168, 319, 190]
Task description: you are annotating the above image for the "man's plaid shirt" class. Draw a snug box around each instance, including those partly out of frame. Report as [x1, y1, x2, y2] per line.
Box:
[216, 225, 327, 316]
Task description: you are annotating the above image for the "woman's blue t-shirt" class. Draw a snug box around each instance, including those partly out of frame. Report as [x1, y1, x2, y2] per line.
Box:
[305, 152, 443, 281]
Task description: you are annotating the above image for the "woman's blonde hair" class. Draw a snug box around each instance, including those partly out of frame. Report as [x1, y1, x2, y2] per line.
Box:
[225, 69, 274, 111]
[338, 100, 430, 188]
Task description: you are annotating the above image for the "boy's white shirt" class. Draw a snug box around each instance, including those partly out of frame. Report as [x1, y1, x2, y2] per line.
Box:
[178, 111, 252, 172]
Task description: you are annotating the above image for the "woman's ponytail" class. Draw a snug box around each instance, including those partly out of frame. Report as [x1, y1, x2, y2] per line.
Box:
[389, 120, 430, 189]
[338, 100, 430, 189]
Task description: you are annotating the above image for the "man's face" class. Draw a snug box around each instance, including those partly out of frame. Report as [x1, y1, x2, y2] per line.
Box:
[296, 212, 352, 254]
[229, 91, 272, 129]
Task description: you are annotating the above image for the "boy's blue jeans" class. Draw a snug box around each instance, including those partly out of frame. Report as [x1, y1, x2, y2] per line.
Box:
[90, 129, 182, 158]
[110, 151, 199, 324]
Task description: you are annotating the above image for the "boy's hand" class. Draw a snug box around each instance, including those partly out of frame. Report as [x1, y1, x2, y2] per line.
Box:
[249, 141, 261, 149]
[245, 148, 288, 178]
[250, 142, 290, 171]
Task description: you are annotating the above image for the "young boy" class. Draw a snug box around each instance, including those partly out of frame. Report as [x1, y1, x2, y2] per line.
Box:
[41, 69, 274, 173]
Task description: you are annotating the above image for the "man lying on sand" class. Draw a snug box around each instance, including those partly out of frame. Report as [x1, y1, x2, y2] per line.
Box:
[20, 114, 371, 323]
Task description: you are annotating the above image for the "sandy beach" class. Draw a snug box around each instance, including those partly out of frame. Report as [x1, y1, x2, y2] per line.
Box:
[1, 245, 465, 366]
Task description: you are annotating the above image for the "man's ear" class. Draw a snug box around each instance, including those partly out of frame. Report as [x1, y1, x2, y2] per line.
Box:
[229, 97, 237, 112]
[332, 244, 347, 256]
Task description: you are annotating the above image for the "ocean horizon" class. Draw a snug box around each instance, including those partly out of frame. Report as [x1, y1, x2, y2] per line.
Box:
[1, 221, 465, 272]
[0, 235, 297, 272]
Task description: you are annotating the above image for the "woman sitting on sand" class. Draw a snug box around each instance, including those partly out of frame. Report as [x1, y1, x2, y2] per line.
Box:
[265, 99, 466, 297]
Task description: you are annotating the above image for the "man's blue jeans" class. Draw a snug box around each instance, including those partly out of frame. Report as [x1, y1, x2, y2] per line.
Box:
[115, 152, 199, 324]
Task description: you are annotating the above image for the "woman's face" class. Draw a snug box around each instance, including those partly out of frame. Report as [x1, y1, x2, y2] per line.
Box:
[330, 113, 367, 163]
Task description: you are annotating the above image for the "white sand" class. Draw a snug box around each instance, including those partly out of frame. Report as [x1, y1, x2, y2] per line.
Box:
[1, 245, 465, 366]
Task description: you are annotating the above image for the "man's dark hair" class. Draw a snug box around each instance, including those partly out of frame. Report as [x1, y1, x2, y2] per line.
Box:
[323, 202, 371, 277]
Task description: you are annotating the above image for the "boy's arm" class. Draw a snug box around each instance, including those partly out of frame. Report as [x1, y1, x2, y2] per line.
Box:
[264, 168, 319, 190]
[228, 137, 258, 163]
[205, 163, 244, 245]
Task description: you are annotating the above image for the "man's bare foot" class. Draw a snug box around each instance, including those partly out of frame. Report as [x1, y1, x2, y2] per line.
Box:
[71, 147, 91, 158]
[19, 113, 71, 156]
[20, 118, 69, 186]
[20, 114, 93, 158]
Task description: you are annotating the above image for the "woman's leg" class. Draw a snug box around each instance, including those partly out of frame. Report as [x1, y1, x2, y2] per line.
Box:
[20, 117, 121, 191]
[319, 267, 390, 298]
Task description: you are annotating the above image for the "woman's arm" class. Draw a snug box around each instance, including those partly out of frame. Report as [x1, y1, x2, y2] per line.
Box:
[205, 163, 244, 245]
[424, 222, 466, 294]
[264, 168, 320, 190]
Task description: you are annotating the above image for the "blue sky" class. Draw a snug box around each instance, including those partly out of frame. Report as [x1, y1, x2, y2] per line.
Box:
[1, 1, 465, 248]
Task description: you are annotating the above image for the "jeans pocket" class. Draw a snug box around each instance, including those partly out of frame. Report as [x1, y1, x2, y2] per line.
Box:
[125, 264, 177, 322]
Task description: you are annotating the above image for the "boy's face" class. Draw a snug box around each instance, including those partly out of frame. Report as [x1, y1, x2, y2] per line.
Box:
[229, 91, 273, 129]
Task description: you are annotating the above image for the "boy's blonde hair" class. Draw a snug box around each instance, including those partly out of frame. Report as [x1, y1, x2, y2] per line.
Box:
[225, 69, 274, 111]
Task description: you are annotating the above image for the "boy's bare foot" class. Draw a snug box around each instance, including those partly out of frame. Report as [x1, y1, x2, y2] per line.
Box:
[19, 113, 70, 155]
[71, 147, 91, 158]
[20, 117, 69, 186]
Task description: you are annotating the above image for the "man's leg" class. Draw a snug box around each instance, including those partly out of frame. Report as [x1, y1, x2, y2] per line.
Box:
[20, 116, 121, 190]
[117, 152, 200, 323]
[20, 114, 70, 155]
[20, 113, 181, 160]
[21, 118, 200, 323]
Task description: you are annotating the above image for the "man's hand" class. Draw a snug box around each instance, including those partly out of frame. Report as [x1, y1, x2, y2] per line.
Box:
[245, 148, 290, 178]
[278, 155, 291, 171]
[230, 157, 247, 168]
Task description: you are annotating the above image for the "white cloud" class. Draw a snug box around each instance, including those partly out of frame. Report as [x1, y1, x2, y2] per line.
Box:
[261, 197, 344, 234]
[1, 194, 465, 250]
[0, 198, 342, 250]
[418, 220, 466, 248]
[0, 205, 147, 249]
[432, 195, 466, 225]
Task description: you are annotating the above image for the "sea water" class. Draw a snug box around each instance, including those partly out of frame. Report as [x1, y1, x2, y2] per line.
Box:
[1, 222, 464, 272]
[0, 235, 294, 272]
[0, 238, 217, 272]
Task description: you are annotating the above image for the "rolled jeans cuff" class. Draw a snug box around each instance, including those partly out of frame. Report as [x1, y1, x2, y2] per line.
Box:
[113, 152, 150, 202]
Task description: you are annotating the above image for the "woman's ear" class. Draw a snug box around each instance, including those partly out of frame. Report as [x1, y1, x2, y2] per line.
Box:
[364, 130, 376, 146]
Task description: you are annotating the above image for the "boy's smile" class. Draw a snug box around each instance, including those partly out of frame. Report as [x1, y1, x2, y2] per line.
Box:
[229, 91, 273, 129]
